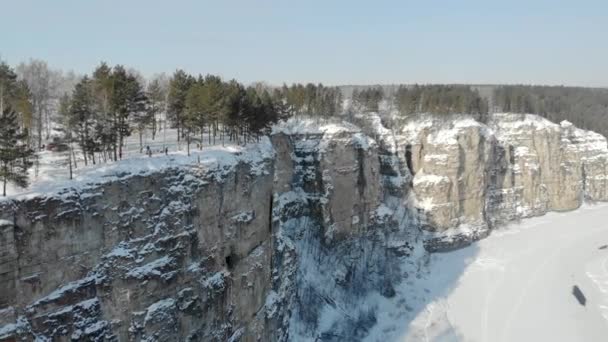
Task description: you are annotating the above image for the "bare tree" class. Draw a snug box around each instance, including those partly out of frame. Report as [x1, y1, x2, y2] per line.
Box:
[16, 59, 53, 149]
[147, 73, 169, 140]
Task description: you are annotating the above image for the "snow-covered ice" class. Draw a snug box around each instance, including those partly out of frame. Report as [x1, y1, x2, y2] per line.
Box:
[367, 203, 608, 341]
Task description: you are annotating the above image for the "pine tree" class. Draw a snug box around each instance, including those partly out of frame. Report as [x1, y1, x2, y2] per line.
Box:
[0, 107, 34, 196]
[92, 62, 115, 161]
[167, 70, 193, 145]
[184, 81, 206, 155]
[110, 66, 129, 159]
[0, 62, 17, 116]
[110, 66, 147, 159]
[147, 78, 166, 140]
[222, 80, 246, 145]
[203, 75, 225, 145]
[57, 93, 76, 178]
[13, 81, 34, 139]
[126, 76, 150, 153]
[69, 76, 96, 165]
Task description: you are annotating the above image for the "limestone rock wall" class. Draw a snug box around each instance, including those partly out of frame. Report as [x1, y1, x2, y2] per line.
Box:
[269, 127, 417, 340]
[400, 118, 494, 231]
[0, 161, 276, 341]
[397, 113, 608, 239]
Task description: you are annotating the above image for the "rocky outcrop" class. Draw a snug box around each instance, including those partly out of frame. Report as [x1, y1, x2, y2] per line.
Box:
[1, 113, 608, 341]
[390, 113, 608, 250]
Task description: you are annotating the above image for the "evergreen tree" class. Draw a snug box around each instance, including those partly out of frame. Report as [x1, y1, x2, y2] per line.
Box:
[69, 76, 96, 165]
[57, 93, 76, 178]
[184, 81, 206, 155]
[127, 76, 150, 153]
[167, 70, 193, 144]
[222, 80, 247, 145]
[0, 107, 34, 196]
[203, 74, 225, 145]
[147, 78, 167, 140]
[110, 66, 147, 159]
[13, 81, 34, 137]
[0, 62, 17, 116]
[91, 62, 115, 160]
[110, 66, 130, 159]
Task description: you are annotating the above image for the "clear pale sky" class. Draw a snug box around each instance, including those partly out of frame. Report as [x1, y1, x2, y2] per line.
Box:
[1, 0, 606, 87]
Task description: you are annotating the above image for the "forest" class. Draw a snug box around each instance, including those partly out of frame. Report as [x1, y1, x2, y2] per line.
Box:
[493, 85, 608, 136]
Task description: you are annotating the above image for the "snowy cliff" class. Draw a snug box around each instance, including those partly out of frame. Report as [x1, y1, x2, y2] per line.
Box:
[1, 113, 608, 341]
[398, 113, 608, 250]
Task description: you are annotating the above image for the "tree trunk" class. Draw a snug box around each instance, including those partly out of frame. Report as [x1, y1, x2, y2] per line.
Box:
[68, 148, 73, 180]
[113, 113, 118, 161]
[44, 107, 51, 140]
[72, 142, 78, 168]
[2, 177, 6, 197]
[118, 126, 123, 160]
[82, 137, 88, 166]
[221, 125, 224, 147]
[37, 109, 43, 150]
[163, 118, 167, 152]
[152, 111, 157, 140]
[187, 130, 191, 156]
[139, 130, 143, 153]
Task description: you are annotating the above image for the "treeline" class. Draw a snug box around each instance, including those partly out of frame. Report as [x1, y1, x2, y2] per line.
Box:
[274, 83, 343, 116]
[1, 59, 349, 167]
[0, 58, 348, 192]
[352, 87, 384, 112]
[493, 85, 608, 136]
[164, 71, 285, 155]
[59, 63, 149, 165]
[393, 85, 489, 120]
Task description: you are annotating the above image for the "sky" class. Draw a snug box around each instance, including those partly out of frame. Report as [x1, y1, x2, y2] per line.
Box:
[1, 0, 607, 87]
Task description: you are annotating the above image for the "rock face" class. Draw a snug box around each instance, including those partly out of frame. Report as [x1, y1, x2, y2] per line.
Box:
[398, 113, 608, 248]
[1, 113, 608, 341]
[0, 162, 276, 341]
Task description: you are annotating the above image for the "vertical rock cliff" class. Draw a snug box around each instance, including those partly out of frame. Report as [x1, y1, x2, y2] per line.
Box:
[1, 113, 608, 341]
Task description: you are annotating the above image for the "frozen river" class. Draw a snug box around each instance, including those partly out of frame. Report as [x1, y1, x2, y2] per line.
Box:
[368, 203, 608, 342]
[416, 204, 608, 341]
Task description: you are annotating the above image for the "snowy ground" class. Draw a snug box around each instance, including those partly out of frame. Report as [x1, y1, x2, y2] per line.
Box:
[4, 128, 241, 198]
[368, 203, 608, 342]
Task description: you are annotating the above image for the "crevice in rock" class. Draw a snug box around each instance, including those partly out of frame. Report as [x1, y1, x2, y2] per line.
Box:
[405, 144, 414, 176]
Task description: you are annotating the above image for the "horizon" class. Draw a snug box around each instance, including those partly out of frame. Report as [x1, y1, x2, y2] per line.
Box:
[2, 0, 607, 88]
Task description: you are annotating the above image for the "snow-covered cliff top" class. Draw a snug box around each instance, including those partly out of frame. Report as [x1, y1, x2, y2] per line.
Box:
[271, 116, 361, 135]
[397, 112, 607, 151]
[1, 137, 274, 202]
